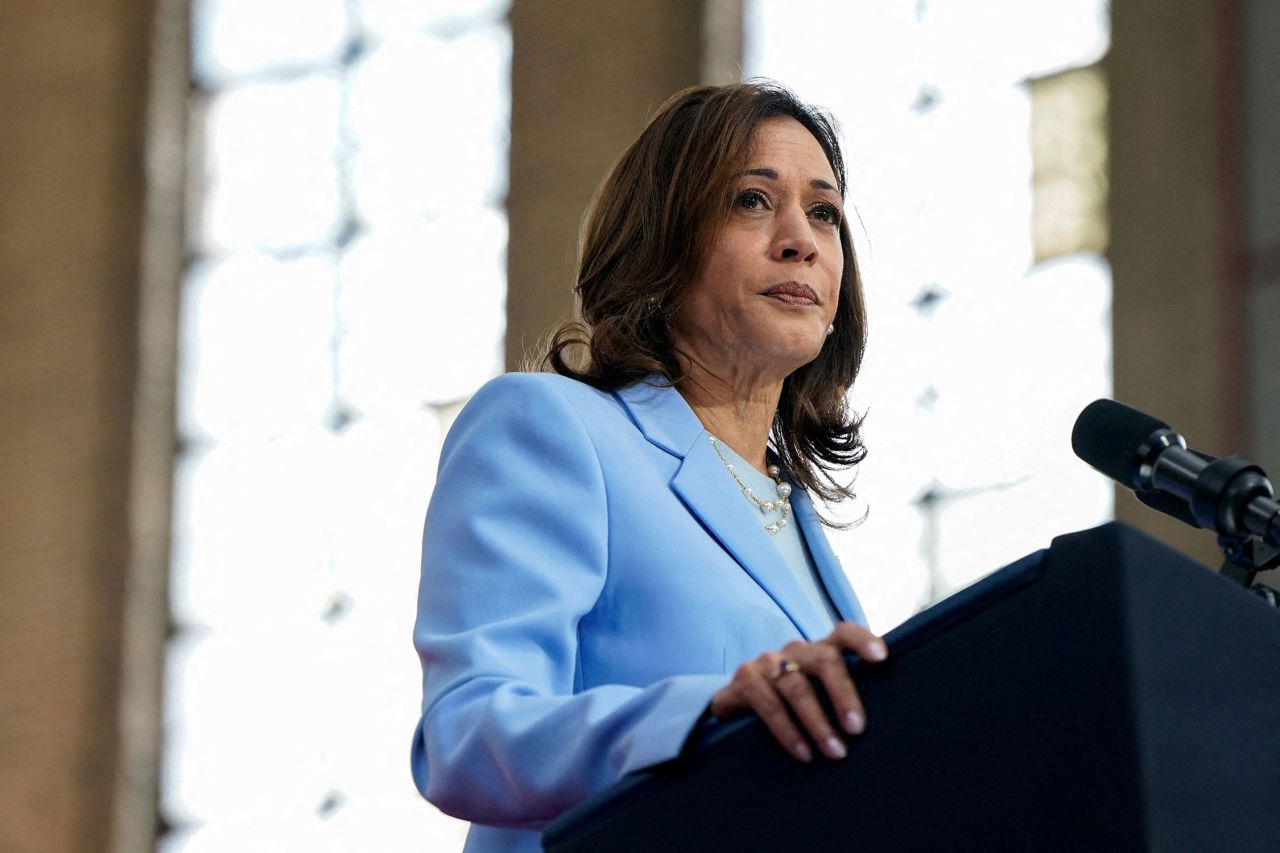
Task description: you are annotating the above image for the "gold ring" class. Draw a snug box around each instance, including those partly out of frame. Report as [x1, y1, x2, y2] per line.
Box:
[773, 660, 802, 679]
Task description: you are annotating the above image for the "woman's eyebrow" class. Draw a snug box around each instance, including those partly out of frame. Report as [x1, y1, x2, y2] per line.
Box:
[741, 167, 838, 193]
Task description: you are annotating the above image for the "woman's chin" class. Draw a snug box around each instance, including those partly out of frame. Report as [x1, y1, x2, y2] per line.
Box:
[769, 340, 827, 376]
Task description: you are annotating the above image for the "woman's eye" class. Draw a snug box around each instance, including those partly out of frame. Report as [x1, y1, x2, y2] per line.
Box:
[736, 189, 768, 210]
[811, 204, 842, 225]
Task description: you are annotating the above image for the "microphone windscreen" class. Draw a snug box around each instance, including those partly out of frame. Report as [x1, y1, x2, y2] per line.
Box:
[1071, 399, 1172, 485]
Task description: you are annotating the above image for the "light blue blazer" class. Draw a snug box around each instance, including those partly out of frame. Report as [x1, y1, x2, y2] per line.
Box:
[411, 373, 867, 853]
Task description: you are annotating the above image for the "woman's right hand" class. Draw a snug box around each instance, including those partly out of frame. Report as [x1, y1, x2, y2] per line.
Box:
[707, 621, 888, 763]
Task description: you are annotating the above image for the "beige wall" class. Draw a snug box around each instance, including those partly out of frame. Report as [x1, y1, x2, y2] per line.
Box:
[0, 1, 160, 851]
[1108, 0, 1242, 567]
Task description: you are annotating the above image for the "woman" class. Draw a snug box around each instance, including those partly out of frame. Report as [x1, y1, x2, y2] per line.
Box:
[411, 81, 888, 853]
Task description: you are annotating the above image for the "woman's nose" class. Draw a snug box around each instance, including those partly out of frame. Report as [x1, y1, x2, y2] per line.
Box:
[771, 206, 819, 263]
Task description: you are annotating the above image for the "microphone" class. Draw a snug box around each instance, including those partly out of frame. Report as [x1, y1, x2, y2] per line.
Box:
[1072, 399, 1280, 546]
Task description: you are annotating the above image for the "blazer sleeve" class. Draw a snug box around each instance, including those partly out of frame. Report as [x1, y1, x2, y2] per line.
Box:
[410, 374, 726, 829]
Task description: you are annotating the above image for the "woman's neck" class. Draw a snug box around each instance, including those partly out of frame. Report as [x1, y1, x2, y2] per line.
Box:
[675, 356, 782, 476]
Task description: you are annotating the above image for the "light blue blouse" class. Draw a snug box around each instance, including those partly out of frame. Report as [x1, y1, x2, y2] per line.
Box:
[713, 438, 841, 630]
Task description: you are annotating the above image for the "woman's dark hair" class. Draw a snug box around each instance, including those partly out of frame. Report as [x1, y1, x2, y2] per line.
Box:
[538, 79, 868, 514]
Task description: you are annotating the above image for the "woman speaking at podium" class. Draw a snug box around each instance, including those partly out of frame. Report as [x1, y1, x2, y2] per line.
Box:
[411, 80, 889, 853]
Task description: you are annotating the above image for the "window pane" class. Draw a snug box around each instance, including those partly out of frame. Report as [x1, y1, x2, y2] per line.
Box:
[178, 252, 338, 442]
[162, 629, 336, 823]
[194, 75, 345, 253]
[330, 411, 441, 606]
[356, 0, 510, 39]
[348, 28, 511, 223]
[337, 211, 506, 410]
[192, 0, 351, 85]
[920, 0, 1109, 86]
[170, 434, 337, 631]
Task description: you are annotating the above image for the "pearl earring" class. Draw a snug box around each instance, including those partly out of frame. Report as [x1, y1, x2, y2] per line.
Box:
[826, 323, 835, 336]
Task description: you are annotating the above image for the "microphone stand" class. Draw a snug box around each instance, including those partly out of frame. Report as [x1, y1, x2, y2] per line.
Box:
[1217, 534, 1280, 607]
[1174, 453, 1280, 606]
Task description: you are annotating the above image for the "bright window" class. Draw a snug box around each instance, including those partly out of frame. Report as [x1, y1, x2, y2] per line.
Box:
[163, 1, 510, 849]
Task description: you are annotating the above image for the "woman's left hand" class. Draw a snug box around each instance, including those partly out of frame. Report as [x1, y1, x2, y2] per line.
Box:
[707, 622, 888, 763]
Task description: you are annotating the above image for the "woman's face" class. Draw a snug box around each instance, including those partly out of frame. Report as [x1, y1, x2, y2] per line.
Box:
[673, 116, 844, 385]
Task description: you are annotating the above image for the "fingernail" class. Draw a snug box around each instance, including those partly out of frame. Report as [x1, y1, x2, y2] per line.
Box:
[824, 736, 847, 760]
[844, 710, 865, 735]
[794, 741, 813, 763]
[867, 641, 888, 662]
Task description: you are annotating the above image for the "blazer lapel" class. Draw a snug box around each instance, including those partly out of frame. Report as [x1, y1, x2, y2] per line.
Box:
[617, 379, 834, 641]
[790, 488, 869, 627]
[671, 441, 832, 640]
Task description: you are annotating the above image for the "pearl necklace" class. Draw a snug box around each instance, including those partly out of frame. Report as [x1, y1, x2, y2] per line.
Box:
[707, 434, 793, 535]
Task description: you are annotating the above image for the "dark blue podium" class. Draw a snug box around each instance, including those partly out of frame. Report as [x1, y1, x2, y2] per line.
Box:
[542, 523, 1280, 852]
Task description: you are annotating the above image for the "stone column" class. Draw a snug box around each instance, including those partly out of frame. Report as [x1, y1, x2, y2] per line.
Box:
[1108, 0, 1242, 566]
[0, 1, 181, 850]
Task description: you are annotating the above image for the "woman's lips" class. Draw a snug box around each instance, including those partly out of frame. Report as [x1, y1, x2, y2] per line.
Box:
[762, 282, 819, 306]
